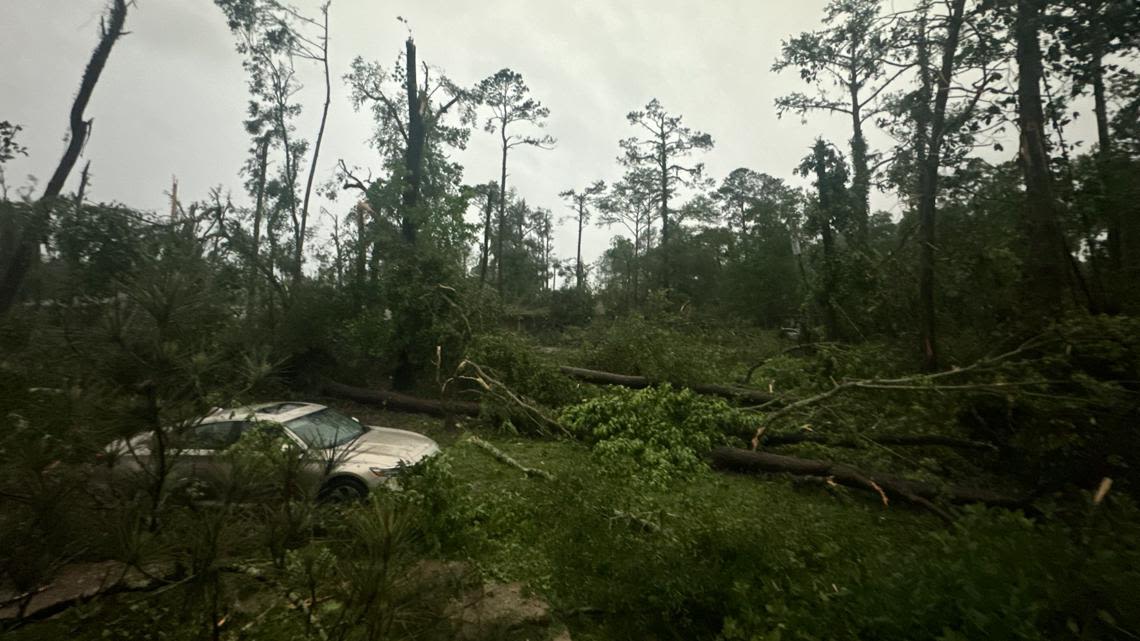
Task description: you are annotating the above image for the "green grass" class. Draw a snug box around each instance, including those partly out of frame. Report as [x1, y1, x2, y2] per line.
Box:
[7, 403, 1138, 640]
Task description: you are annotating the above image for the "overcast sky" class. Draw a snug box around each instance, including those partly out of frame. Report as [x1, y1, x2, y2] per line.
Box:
[0, 0, 1111, 268]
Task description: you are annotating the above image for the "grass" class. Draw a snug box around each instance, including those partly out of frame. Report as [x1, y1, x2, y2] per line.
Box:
[7, 401, 1136, 640]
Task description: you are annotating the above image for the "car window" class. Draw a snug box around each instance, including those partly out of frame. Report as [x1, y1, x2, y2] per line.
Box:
[182, 422, 240, 451]
[285, 409, 365, 448]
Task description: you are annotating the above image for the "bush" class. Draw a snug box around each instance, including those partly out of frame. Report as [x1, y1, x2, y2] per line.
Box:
[561, 385, 752, 484]
[548, 287, 594, 328]
[579, 315, 729, 383]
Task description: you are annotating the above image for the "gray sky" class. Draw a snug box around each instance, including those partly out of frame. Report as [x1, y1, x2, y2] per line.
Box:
[0, 0, 1109, 269]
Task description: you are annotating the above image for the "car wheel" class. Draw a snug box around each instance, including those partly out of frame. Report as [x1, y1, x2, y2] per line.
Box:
[319, 477, 368, 503]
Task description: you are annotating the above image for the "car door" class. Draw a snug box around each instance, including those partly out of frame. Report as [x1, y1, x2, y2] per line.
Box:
[179, 421, 242, 499]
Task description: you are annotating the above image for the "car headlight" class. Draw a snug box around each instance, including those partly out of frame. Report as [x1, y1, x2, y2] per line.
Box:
[369, 467, 392, 478]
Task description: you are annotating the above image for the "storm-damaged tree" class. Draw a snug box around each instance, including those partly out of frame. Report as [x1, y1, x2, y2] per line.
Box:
[559, 179, 606, 289]
[215, 0, 332, 286]
[772, 0, 910, 247]
[475, 68, 556, 295]
[0, 0, 128, 315]
[346, 37, 471, 243]
[345, 35, 474, 390]
[619, 99, 713, 289]
[1013, 0, 1079, 319]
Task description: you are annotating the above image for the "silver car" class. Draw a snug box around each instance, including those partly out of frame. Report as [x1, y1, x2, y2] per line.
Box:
[108, 402, 441, 501]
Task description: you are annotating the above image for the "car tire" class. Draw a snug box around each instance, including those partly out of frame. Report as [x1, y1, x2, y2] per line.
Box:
[318, 477, 368, 503]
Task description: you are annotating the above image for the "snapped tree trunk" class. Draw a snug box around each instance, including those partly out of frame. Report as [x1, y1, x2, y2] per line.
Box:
[401, 37, 424, 246]
[0, 0, 128, 315]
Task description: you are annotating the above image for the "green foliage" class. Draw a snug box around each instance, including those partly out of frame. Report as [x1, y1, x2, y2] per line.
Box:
[547, 287, 594, 327]
[408, 435, 1140, 641]
[561, 385, 750, 484]
[580, 315, 719, 383]
[466, 331, 581, 408]
[960, 315, 1140, 491]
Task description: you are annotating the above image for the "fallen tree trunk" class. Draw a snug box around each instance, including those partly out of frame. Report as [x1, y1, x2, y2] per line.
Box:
[709, 446, 1022, 509]
[559, 366, 776, 405]
[320, 380, 480, 418]
[759, 432, 997, 451]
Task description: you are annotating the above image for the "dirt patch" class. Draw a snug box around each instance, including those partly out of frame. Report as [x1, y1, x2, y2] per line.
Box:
[0, 561, 158, 621]
[446, 581, 552, 641]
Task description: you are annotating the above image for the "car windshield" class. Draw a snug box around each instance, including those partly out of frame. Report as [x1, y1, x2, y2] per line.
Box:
[284, 409, 365, 449]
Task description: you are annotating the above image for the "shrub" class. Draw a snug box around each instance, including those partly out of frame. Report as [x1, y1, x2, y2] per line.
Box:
[465, 331, 581, 408]
[561, 385, 752, 484]
[579, 315, 729, 384]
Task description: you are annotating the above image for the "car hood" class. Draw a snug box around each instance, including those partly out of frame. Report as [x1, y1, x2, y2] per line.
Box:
[339, 426, 440, 470]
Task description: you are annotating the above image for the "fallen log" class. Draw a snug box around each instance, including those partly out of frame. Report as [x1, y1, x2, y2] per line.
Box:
[559, 366, 776, 405]
[708, 446, 1022, 510]
[320, 380, 481, 418]
[759, 432, 997, 451]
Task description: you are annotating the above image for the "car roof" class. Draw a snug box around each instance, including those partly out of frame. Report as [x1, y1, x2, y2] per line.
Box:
[201, 401, 327, 425]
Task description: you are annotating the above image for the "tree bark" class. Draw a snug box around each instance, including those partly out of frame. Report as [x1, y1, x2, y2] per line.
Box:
[401, 37, 424, 245]
[757, 431, 995, 451]
[812, 140, 840, 341]
[709, 446, 1022, 508]
[917, 0, 967, 371]
[659, 144, 670, 289]
[479, 187, 494, 286]
[320, 380, 481, 418]
[294, 5, 332, 283]
[1014, 0, 1073, 318]
[576, 200, 585, 289]
[848, 64, 870, 246]
[248, 136, 270, 317]
[0, 0, 127, 316]
[558, 365, 776, 405]
[496, 128, 508, 295]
